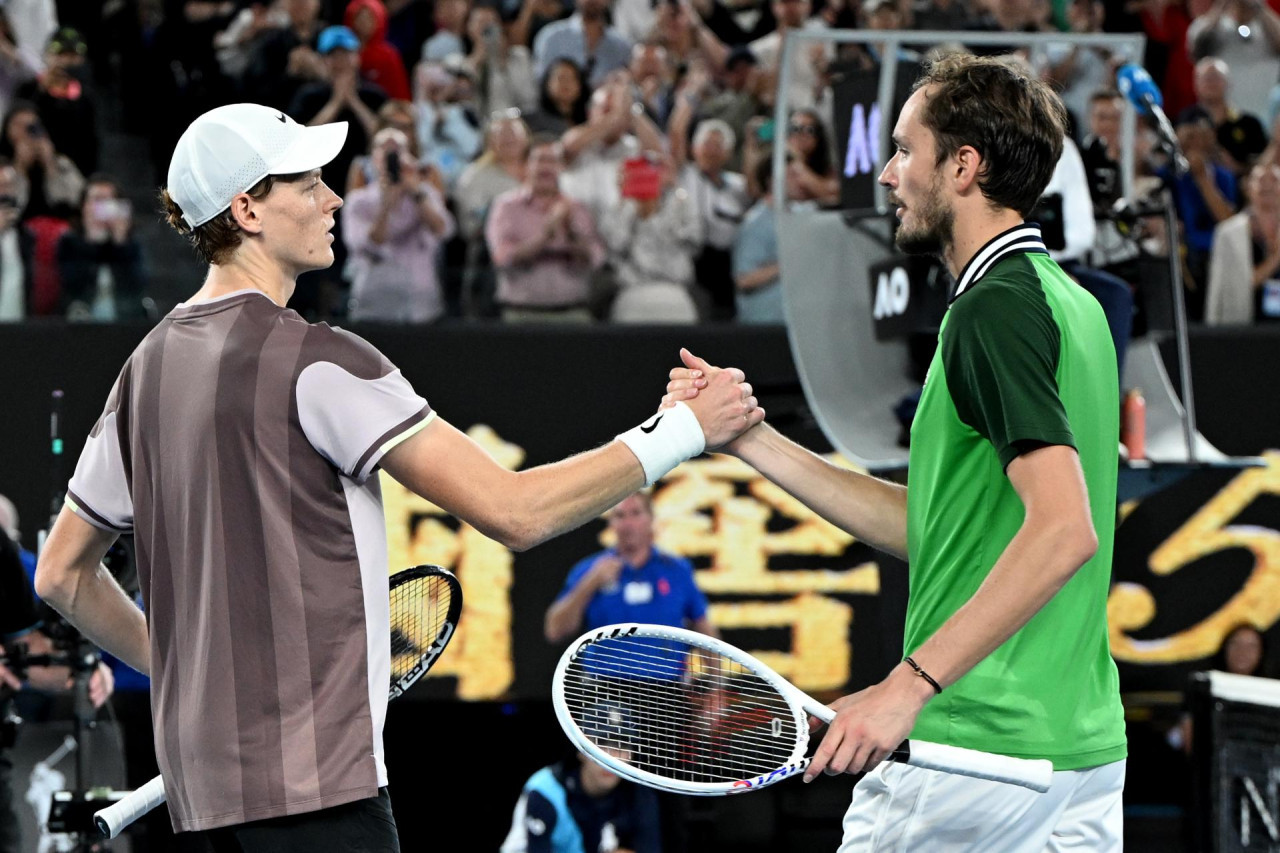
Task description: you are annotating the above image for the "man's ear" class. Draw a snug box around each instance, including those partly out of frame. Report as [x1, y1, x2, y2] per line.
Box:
[228, 193, 264, 235]
[951, 145, 983, 195]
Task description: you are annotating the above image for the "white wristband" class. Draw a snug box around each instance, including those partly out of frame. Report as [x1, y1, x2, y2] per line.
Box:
[616, 401, 706, 486]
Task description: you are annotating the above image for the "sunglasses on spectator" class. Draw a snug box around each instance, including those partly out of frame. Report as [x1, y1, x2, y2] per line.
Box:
[788, 123, 819, 136]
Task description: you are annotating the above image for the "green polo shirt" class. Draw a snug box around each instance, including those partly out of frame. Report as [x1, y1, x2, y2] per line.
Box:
[905, 223, 1127, 771]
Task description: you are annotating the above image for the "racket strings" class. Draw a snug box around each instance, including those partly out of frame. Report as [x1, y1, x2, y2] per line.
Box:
[563, 636, 803, 784]
[389, 574, 453, 681]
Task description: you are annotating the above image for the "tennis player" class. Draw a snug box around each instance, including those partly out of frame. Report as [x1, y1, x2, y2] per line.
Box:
[33, 103, 762, 851]
[666, 53, 1126, 851]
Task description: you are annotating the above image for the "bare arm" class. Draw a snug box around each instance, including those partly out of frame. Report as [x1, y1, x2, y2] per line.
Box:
[666, 349, 907, 557]
[804, 444, 1099, 779]
[34, 508, 149, 675]
[381, 370, 762, 552]
[544, 558, 619, 642]
[734, 262, 780, 292]
[669, 93, 696, 170]
[689, 615, 720, 638]
[1192, 164, 1237, 223]
[730, 423, 909, 558]
[382, 419, 646, 553]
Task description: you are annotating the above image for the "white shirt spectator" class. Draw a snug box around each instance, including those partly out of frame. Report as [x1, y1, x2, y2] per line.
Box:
[750, 19, 830, 112]
[1041, 137, 1097, 264]
[560, 134, 641, 222]
[678, 164, 749, 251]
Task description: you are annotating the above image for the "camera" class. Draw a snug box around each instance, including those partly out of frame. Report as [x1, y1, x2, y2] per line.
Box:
[386, 149, 401, 184]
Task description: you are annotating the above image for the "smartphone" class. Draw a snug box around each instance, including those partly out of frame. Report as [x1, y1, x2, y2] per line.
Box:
[755, 120, 775, 145]
[620, 157, 662, 202]
[386, 149, 401, 184]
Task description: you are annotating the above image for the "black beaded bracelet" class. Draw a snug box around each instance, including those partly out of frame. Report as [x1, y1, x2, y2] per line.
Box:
[904, 656, 943, 695]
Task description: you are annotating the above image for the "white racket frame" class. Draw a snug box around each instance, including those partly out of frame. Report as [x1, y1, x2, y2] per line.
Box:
[553, 623, 1054, 796]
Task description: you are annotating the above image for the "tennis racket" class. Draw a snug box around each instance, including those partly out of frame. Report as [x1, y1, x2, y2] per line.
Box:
[94, 564, 463, 839]
[552, 623, 1054, 796]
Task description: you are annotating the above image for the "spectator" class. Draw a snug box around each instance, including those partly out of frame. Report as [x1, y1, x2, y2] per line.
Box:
[1187, 0, 1280, 118]
[509, 0, 569, 52]
[525, 57, 589, 136]
[1081, 88, 1125, 212]
[412, 60, 482, 188]
[0, 163, 33, 321]
[544, 491, 714, 643]
[0, 13, 38, 125]
[344, 127, 456, 322]
[346, 98, 420, 191]
[346, 0, 413, 100]
[672, 110, 749, 321]
[1041, 137, 1134, 374]
[456, 111, 529, 241]
[486, 137, 605, 322]
[0, 101, 82, 317]
[629, 41, 674, 126]
[462, 3, 538, 116]
[1207, 161, 1280, 323]
[1164, 109, 1239, 319]
[913, 0, 976, 31]
[1035, 0, 1132, 140]
[748, 0, 830, 112]
[243, 0, 328, 111]
[599, 153, 703, 322]
[1183, 56, 1269, 177]
[214, 0, 289, 79]
[695, 46, 765, 171]
[57, 174, 148, 322]
[500, 746, 661, 853]
[733, 155, 784, 324]
[1170, 622, 1272, 753]
[16, 28, 98, 178]
[650, 0, 715, 71]
[533, 0, 633, 89]
[422, 0, 470, 62]
[561, 80, 666, 222]
[783, 107, 838, 206]
[290, 25, 387, 193]
[290, 25, 387, 317]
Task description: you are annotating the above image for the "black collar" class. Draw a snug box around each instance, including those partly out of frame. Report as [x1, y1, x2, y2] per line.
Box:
[950, 222, 1048, 303]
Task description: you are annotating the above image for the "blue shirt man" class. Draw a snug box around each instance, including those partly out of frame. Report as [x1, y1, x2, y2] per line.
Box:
[545, 492, 713, 645]
[533, 0, 632, 89]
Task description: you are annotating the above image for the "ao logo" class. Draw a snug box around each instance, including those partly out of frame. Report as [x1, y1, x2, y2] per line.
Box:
[844, 102, 882, 177]
[873, 266, 910, 320]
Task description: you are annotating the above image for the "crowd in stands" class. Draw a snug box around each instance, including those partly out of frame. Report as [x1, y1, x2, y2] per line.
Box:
[4, 0, 1280, 324]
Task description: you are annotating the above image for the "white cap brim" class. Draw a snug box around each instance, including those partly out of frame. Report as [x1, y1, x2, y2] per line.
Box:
[270, 121, 349, 177]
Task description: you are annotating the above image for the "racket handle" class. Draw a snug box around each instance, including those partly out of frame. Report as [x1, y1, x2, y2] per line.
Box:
[895, 740, 1054, 793]
[95, 775, 167, 839]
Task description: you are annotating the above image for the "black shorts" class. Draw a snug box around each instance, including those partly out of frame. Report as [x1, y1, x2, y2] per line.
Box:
[180, 788, 399, 853]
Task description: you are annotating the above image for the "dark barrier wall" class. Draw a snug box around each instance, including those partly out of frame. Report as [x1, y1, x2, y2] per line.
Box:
[3, 322, 1279, 850]
[3, 323, 1280, 701]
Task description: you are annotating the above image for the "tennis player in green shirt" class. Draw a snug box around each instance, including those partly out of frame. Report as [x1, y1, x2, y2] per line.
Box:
[664, 53, 1126, 851]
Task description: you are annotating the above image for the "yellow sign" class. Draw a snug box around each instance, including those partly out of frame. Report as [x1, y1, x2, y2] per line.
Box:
[1109, 451, 1280, 663]
[381, 429, 878, 698]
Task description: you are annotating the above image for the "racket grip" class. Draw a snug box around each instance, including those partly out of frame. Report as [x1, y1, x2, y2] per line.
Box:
[95, 775, 167, 839]
[900, 740, 1054, 793]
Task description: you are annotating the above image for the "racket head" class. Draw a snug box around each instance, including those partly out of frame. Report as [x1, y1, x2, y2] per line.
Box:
[552, 623, 815, 796]
[388, 564, 463, 700]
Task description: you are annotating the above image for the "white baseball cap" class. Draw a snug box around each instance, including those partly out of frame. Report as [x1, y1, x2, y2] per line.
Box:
[166, 104, 349, 227]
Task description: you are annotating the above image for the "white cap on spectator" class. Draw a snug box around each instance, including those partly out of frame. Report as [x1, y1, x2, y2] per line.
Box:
[166, 104, 348, 227]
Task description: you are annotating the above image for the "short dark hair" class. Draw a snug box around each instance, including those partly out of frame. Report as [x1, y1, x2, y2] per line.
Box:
[912, 53, 1067, 218]
[526, 133, 562, 159]
[160, 172, 305, 266]
[1089, 88, 1123, 106]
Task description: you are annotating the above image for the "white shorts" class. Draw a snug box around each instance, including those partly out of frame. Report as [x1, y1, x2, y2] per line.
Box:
[837, 758, 1125, 853]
